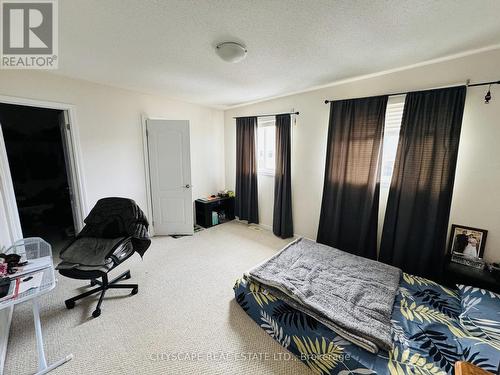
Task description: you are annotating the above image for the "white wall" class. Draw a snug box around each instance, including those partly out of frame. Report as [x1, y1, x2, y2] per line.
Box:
[0, 71, 226, 373]
[224, 48, 500, 263]
[449, 85, 500, 262]
[0, 70, 226, 231]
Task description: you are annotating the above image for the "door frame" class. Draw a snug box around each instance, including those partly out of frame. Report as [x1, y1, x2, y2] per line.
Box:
[141, 114, 194, 236]
[0, 95, 88, 241]
[141, 114, 155, 236]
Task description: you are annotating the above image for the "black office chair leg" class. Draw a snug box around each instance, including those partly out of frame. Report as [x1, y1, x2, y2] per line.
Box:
[93, 289, 106, 318]
[64, 269, 138, 317]
[109, 270, 131, 284]
[92, 274, 108, 318]
[65, 285, 104, 309]
[108, 283, 138, 294]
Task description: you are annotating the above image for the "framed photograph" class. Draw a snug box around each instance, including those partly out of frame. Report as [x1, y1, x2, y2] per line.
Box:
[448, 225, 488, 265]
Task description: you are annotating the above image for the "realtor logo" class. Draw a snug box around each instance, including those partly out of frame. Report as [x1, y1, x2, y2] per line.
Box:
[1, 0, 58, 69]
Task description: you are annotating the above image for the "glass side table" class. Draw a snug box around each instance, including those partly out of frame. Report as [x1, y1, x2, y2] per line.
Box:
[1, 238, 73, 374]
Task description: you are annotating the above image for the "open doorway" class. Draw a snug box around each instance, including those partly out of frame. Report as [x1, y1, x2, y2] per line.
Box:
[0, 103, 77, 254]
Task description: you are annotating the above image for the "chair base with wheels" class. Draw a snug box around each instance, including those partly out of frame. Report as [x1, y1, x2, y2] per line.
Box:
[61, 267, 138, 318]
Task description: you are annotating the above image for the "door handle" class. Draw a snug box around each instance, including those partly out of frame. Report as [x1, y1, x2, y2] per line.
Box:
[184, 184, 191, 188]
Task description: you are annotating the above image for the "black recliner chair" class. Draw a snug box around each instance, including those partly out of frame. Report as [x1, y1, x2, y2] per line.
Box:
[57, 197, 151, 318]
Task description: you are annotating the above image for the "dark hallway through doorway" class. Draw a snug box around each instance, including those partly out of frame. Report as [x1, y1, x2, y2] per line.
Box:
[0, 103, 76, 254]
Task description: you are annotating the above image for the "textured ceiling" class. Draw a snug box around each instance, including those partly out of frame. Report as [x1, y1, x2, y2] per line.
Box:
[57, 0, 500, 108]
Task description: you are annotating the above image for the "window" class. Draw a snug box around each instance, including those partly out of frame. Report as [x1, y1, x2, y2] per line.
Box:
[378, 95, 405, 247]
[257, 117, 276, 175]
[380, 95, 405, 187]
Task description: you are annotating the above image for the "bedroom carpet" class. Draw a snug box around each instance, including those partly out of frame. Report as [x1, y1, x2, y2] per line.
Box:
[4, 221, 311, 375]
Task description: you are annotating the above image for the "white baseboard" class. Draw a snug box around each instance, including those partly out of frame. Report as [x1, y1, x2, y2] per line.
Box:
[256, 223, 272, 231]
[0, 306, 13, 375]
[234, 218, 309, 240]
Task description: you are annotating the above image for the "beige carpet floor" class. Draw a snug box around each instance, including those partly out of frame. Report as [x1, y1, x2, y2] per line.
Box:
[4, 222, 311, 375]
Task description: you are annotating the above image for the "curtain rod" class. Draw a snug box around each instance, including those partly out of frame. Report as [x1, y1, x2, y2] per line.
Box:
[324, 80, 500, 104]
[233, 111, 299, 119]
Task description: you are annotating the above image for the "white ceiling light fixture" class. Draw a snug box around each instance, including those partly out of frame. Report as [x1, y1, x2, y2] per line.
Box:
[215, 42, 247, 63]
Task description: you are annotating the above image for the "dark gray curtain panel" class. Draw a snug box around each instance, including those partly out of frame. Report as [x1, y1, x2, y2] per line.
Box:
[379, 86, 466, 278]
[235, 117, 259, 224]
[273, 114, 293, 238]
[317, 96, 388, 259]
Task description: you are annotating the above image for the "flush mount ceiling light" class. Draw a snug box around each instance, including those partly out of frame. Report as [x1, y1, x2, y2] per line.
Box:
[215, 42, 247, 63]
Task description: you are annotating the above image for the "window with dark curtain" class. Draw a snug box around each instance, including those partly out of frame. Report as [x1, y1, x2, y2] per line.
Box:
[235, 117, 259, 224]
[273, 114, 293, 238]
[379, 86, 466, 278]
[317, 96, 388, 259]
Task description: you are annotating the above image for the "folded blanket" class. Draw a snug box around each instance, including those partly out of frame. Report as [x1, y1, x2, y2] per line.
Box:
[247, 238, 402, 353]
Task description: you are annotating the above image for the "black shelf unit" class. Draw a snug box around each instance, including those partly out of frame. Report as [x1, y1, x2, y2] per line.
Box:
[195, 197, 235, 228]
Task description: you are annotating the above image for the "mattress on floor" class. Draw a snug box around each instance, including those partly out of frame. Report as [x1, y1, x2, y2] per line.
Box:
[233, 273, 500, 375]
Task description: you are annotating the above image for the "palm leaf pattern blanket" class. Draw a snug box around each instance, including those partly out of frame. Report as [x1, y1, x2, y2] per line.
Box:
[233, 273, 500, 374]
[246, 238, 402, 353]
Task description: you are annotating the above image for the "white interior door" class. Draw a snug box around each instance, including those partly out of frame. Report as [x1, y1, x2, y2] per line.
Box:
[147, 119, 193, 235]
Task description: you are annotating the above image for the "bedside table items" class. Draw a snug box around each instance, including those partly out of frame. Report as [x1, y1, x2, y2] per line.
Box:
[0, 252, 27, 275]
[217, 190, 229, 198]
[451, 254, 485, 270]
[212, 211, 219, 226]
[448, 224, 488, 268]
[2, 240, 48, 281]
[443, 223, 499, 300]
[212, 189, 235, 199]
[199, 195, 218, 202]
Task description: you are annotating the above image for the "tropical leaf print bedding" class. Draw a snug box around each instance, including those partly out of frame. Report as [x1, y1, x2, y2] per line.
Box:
[233, 274, 500, 374]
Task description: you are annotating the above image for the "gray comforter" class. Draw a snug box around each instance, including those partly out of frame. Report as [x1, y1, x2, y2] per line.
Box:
[247, 238, 402, 353]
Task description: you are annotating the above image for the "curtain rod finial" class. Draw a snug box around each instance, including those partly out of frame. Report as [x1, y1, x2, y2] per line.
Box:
[466, 79, 471, 86]
[324, 100, 330, 104]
